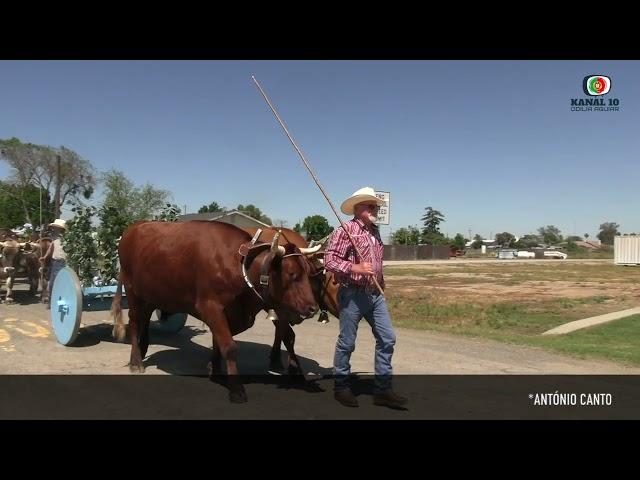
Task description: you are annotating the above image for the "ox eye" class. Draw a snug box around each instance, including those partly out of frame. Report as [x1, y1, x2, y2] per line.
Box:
[291, 272, 299, 281]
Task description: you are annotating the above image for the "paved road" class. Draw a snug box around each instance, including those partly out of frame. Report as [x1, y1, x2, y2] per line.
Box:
[383, 258, 612, 266]
[1, 283, 638, 375]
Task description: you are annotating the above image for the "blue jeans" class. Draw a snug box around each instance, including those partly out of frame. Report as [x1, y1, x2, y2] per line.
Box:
[333, 285, 396, 394]
[48, 259, 66, 302]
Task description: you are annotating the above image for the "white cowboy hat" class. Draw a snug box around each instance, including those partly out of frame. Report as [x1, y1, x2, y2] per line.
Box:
[340, 187, 384, 215]
[48, 219, 67, 230]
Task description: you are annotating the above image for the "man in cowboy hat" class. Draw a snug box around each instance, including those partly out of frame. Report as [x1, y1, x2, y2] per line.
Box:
[324, 187, 408, 409]
[39, 219, 67, 309]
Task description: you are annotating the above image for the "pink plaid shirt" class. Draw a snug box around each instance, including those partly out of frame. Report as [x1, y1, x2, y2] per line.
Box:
[324, 219, 385, 289]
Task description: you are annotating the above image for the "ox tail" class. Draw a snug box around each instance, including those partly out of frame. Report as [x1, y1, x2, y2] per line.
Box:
[111, 276, 127, 342]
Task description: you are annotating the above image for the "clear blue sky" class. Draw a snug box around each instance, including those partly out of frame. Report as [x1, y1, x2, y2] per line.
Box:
[1, 60, 638, 240]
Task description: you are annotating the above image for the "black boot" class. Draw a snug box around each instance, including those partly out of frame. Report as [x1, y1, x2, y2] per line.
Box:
[334, 389, 359, 407]
[373, 389, 408, 408]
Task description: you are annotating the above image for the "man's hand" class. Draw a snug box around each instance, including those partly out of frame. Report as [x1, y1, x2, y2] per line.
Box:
[351, 262, 374, 276]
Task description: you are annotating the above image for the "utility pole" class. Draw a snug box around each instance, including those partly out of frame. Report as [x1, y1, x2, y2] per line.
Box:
[54, 155, 61, 219]
[39, 186, 43, 234]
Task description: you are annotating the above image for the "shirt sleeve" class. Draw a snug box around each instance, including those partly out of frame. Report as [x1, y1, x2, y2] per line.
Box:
[323, 227, 353, 276]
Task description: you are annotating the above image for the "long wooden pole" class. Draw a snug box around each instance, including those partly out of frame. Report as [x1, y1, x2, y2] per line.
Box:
[252, 76, 384, 298]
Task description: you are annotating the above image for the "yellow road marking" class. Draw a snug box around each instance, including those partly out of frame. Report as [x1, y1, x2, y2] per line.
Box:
[5, 321, 50, 338]
[0, 329, 10, 343]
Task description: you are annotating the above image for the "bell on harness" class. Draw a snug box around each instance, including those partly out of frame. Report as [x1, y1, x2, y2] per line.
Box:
[318, 310, 329, 324]
[266, 309, 278, 322]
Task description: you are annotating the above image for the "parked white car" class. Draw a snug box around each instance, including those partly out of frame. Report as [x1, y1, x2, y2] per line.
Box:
[516, 251, 535, 258]
[543, 250, 568, 259]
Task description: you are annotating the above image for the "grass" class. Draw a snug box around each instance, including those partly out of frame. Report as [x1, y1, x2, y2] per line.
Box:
[529, 315, 640, 365]
[383, 260, 640, 366]
[389, 299, 640, 365]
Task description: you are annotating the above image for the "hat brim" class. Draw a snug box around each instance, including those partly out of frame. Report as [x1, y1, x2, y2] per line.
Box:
[49, 224, 66, 230]
[340, 194, 384, 215]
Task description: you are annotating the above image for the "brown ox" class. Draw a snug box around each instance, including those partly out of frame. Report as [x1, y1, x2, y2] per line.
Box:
[0, 239, 40, 303]
[111, 220, 319, 403]
[244, 227, 339, 372]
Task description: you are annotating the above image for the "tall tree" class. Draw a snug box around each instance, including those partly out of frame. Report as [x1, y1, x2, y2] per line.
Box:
[420, 207, 446, 245]
[452, 233, 467, 251]
[0, 138, 96, 218]
[537, 225, 563, 245]
[102, 169, 171, 224]
[471, 234, 484, 249]
[198, 201, 224, 214]
[495, 232, 516, 248]
[514, 234, 541, 249]
[236, 204, 272, 225]
[392, 226, 421, 245]
[597, 222, 620, 245]
[299, 215, 334, 241]
[0, 181, 55, 228]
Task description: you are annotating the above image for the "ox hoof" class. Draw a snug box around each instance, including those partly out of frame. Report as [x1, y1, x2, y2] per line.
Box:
[4, 298, 14, 305]
[288, 363, 304, 377]
[229, 389, 248, 404]
[129, 363, 145, 373]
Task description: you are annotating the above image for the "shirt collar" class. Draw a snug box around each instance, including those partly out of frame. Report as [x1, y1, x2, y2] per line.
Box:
[353, 218, 378, 233]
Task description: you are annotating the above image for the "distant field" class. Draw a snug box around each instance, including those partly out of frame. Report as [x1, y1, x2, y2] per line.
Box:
[383, 261, 640, 365]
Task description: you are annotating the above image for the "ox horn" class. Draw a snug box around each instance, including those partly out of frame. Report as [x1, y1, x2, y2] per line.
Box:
[299, 244, 322, 255]
[270, 231, 286, 257]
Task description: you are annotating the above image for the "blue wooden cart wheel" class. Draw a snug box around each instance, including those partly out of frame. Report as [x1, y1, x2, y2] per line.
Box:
[50, 267, 83, 345]
[154, 309, 188, 332]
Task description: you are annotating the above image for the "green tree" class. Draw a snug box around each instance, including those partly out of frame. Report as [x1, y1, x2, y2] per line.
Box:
[198, 201, 224, 214]
[300, 215, 334, 241]
[0, 137, 96, 218]
[495, 232, 516, 248]
[63, 204, 99, 286]
[237, 204, 272, 225]
[514, 234, 541, 249]
[420, 207, 446, 245]
[597, 222, 620, 245]
[422, 232, 449, 245]
[391, 228, 410, 245]
[584, 233, 590, 242]
[102, 169, 171, 223]
[566, 239, 580, 253]
[421, 207, 444, 235]
[452, 233, 467, 251]
[471, 234, 484, 249]
[154, 203, 182, 222]
[96, 205, 129, 284]
[392, 226, 421, 245]
[0, 181, 55, 228]
[566, 235, 582, 242]
[537, 225, 563, 245]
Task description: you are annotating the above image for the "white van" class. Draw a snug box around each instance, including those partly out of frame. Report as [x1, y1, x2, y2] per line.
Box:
[543, 250, 568, 259]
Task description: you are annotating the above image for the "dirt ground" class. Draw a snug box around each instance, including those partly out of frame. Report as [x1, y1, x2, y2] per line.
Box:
[384, 260, 640, 316]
